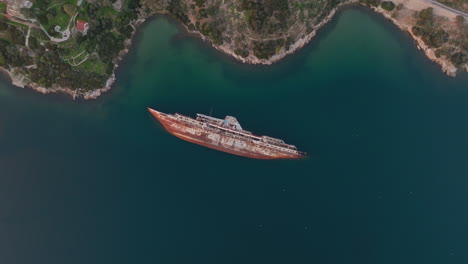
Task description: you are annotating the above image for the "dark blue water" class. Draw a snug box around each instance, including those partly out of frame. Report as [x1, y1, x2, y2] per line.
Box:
[1, 8, 468, 264]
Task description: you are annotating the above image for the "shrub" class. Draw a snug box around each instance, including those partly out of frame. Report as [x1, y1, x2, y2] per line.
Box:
[450, 52, 467, 66]
[360, 0, 381, 7]
[381, 1, 396, 11]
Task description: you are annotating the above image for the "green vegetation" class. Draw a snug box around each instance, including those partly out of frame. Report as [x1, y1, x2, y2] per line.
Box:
[450, 16, 468, 66]
[436, 0, 468, 13]
[0, 0, 465, 96]
[253, 39, 284, 59]
[138, 0, 342, 62]
[77, 58, 107, 75]
[0, 0, 142, 92]
[10, 27, 25, 44]
[360, 0, 381, 7]
[411, 8, 468, 67]
[194, 0, 205, 8]
[167, 0, 190, 24]
[0, 36, 32, 67]
[450, 52, 467, 66]
[199, 22, 224, 45]
[412, 8, 449, 48]
[239, 0, 291, 32]
[43, 5, 71, 32]
[7, 20, 28, 30]
[381, 1, 396, 11]
[0, 2, 7, 13]
[0, 17, 8, 31]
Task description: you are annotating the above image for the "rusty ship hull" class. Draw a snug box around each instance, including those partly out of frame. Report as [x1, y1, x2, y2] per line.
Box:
[148, 108, 305, 160]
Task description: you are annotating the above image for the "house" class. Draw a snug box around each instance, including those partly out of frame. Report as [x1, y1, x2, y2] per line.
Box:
[76, 20, 89, 34]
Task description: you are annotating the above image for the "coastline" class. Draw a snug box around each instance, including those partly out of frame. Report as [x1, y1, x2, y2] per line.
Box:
[369, 5, 460, 76]
[0, 2, 465, 99]
[0, 17, 147, 100]
[0, 58, 115, 100]
[185, 1, 463, 76]
[179, 1, 354, 66]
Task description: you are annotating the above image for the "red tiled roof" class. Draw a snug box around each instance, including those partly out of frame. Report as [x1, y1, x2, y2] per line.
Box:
[76, 20, 88, 32]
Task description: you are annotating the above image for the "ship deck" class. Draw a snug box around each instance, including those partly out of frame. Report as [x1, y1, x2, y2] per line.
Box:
[148, 108, 305, 159]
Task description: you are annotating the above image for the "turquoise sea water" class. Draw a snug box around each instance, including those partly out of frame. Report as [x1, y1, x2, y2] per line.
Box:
[1, 7, 468, 264]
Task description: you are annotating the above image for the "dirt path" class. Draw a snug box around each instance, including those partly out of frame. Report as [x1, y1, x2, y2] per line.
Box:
[425, 0, 468, 18]
[0, 14, 39, 28]
[25, 26, 30, 47]
[391, 0, 468, 19]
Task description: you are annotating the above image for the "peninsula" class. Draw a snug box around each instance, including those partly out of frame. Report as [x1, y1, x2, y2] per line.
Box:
[0, 0, 467, 99]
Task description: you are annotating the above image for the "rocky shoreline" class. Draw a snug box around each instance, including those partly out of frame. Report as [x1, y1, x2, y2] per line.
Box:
[182, 2, 352, 65]
[0, 66, 116, 99]
[0, 59, 114, 100]
[0, 18, 147, 100]
[191, 2, 464, 76]
[1, 3, 465, 99]
[370, 5, 460, 76]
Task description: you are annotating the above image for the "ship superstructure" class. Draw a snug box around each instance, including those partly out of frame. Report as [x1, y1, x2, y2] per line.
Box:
[148, 108, 305, 159]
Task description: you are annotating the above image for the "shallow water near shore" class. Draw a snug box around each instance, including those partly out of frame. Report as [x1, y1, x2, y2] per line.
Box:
[1, 8, 468, 264]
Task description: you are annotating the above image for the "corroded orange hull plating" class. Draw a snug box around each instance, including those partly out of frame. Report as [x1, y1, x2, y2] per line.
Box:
[148, 108, 305, 160]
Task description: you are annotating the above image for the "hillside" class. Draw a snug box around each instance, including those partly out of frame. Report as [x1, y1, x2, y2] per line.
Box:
[141, 0, 342, 63]
[0, 0, 466, 98]
[0, 0, 140, 97]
